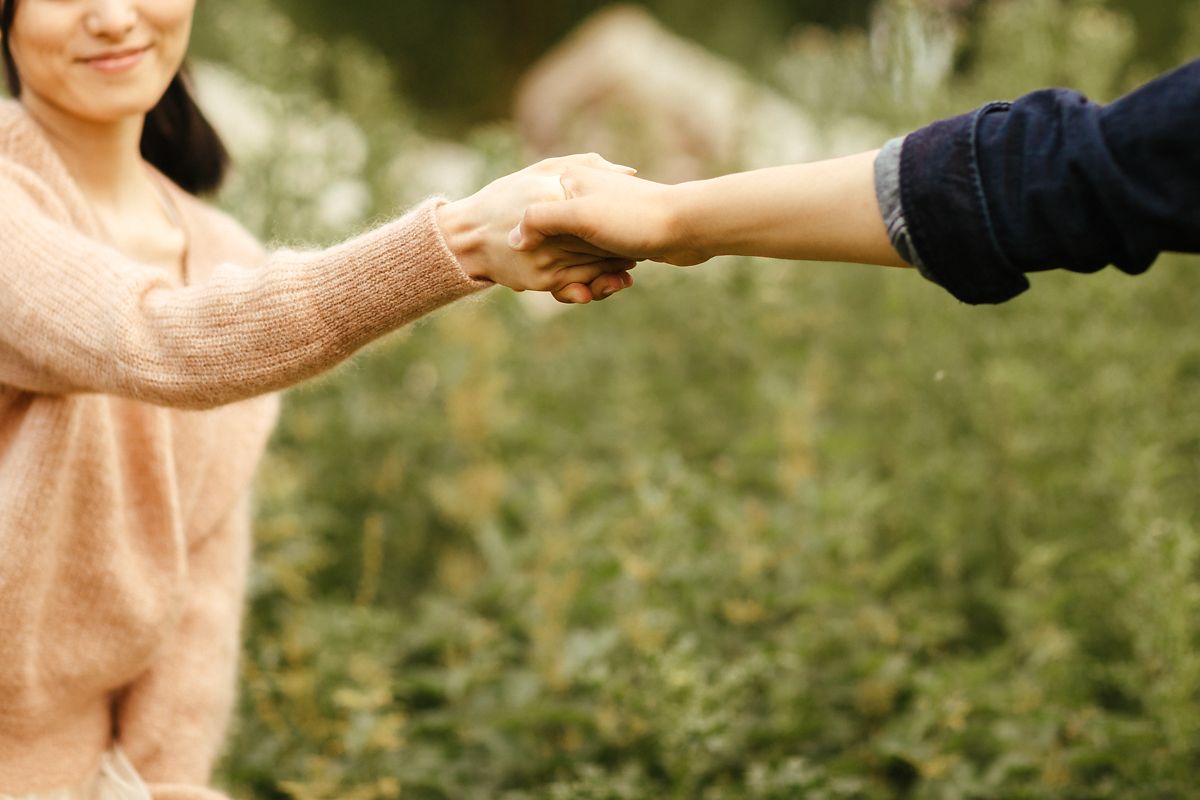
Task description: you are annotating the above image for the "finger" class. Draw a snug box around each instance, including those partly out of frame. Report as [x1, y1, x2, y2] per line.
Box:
[587, 272, 629, 301]
[553, 259, 636, 288]
[541, 234, 623, 259]
[512, 200, 587, 251]
[509, 221, 540, 251]
[551, 283, 593, 304]
[555, 270, 634, 303]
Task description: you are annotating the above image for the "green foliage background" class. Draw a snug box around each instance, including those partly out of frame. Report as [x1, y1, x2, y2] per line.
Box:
[253, 0, 877, 127]
[202, 0, 1198, 127]
[186, 0, 1200, 797]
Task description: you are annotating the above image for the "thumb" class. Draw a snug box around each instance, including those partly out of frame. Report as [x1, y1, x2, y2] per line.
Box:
[510, 199, 590, 251]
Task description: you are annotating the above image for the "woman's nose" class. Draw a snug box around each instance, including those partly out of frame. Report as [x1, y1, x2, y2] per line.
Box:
[84, 0, 139, 39]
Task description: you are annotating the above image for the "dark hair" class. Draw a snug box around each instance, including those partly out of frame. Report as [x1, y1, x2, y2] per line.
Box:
[1, 0, 229, 195]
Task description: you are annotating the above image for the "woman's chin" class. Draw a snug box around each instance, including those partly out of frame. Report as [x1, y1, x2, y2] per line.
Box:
[65, 91, 168, 125]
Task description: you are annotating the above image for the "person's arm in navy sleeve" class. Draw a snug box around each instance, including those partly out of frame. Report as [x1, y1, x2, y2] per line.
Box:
[512, 59, 1199, 305]
[895, 58, 1200, 304]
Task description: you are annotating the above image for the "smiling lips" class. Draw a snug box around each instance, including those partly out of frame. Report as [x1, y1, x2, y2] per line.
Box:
[80, 46, 151, 74]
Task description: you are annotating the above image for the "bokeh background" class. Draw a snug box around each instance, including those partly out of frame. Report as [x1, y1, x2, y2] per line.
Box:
[182, 1, 1200, 797]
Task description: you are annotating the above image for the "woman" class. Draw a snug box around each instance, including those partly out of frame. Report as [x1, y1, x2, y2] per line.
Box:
[528, 58, 1200, 305]
[0, 0, 632, 797]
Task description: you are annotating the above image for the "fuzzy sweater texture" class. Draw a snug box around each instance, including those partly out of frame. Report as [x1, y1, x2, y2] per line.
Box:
[0, 100, 485, 797]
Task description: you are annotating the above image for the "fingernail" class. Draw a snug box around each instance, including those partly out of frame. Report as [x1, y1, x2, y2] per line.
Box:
[600, 286, 617, 298]
[508, 225, 523, 247]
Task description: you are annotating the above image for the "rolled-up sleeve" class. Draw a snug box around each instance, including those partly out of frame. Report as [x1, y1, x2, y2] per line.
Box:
[888, 58, 1200, 304]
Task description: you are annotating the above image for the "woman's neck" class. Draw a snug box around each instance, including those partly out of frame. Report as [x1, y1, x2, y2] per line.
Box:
[20, 93, 150, 210]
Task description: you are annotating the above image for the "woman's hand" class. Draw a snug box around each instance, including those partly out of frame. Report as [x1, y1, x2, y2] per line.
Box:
[437, 155, 637, 301]
[511, 167, 712, 269]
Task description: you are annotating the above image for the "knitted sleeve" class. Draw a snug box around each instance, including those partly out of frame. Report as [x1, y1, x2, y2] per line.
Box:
[0, 173, 487, 409]
[113, 495, 251, 796]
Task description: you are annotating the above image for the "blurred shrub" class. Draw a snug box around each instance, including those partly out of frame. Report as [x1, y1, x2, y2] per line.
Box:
[198, 0, 1196, 129]
[190, 0, 528, 245]
[197, 0, 1200, 798]
[251, 0, 877, 127]
[775, 0, 1145, 132]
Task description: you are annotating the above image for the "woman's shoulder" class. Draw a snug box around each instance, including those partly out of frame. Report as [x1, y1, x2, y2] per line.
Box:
[0, 107, 83, 225]
[0, 99, 60, 178]
[0, 98, 30, 142]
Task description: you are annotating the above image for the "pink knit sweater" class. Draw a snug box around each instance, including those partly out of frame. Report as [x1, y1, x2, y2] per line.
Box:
[0, 100, 486, 797]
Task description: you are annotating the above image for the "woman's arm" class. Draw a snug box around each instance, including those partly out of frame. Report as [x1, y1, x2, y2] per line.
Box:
[113, 498, 253, 798]
[0, 188, 480, 408]
[0, 155, 630, 408]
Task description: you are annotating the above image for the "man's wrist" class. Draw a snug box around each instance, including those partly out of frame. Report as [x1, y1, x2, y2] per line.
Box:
[665, 181, 713, 263]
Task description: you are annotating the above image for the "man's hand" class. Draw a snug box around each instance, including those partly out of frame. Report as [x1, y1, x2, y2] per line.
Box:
[511, 167, 712, 272]
[436, 155, 637, 302]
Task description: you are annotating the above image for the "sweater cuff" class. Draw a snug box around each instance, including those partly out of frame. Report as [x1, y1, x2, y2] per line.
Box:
[299, 198, 492, 357]
[900, 103, 1030, 304]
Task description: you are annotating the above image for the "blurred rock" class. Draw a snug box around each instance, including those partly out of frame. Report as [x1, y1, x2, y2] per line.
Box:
[514, 5, 826, 183]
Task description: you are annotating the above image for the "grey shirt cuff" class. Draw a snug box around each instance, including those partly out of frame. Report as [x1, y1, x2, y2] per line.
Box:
[874, 136, 935, 282]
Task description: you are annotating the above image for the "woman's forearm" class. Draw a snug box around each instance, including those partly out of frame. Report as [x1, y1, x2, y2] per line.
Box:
[669, 150, 908, 267]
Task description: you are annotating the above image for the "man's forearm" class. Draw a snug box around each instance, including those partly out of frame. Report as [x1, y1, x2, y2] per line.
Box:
[670, 150, 909, 268]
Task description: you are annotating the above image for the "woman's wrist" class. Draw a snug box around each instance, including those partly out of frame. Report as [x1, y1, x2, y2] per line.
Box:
[435, 198, 491, 281]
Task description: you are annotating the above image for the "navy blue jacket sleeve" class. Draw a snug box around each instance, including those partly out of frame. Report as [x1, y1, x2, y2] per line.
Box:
[898, 58, 1200, 304]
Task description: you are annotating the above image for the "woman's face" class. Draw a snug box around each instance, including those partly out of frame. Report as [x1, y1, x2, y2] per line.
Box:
[4, 0, 196, 123]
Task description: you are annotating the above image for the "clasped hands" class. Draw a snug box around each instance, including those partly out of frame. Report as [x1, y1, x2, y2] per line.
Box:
[437, 153, 701, 304]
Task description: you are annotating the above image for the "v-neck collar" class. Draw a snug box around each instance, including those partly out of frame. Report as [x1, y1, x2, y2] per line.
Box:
[1, 100, 195, 285]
